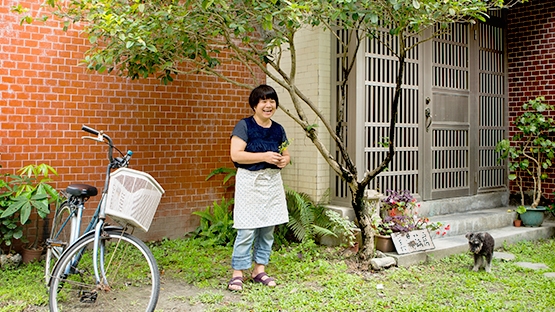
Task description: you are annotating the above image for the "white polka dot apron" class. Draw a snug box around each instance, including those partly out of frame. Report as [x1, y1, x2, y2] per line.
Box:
[233, 168, 289, 229]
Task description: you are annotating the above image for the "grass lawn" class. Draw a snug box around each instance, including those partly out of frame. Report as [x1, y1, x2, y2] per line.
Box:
[1, 238, 555, 311]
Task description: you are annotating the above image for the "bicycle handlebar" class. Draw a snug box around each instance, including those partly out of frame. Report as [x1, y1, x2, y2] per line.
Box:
[82, 125, 100, 136]
[81, 125, 134, 196]
[81, 125, 132, 169]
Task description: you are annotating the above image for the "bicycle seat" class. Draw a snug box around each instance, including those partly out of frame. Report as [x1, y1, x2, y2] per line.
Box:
[66, 184, 98, 197]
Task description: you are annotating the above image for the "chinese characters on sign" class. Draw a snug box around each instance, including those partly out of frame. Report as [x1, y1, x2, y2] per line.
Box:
[391, 229, 435, 254]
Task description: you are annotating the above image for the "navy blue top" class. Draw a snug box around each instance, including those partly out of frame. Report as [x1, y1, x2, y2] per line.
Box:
[231, 116, 288, 171]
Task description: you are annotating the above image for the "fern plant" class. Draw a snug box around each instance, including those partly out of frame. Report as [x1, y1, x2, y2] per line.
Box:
[281, 188, 357, 247]
[192, 197, 236, 247]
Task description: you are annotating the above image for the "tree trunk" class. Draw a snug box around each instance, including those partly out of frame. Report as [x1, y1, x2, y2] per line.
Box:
[352, 188, 381, 261]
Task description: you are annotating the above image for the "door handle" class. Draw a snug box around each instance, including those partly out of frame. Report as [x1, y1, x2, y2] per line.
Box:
[425, 106, 432, 132]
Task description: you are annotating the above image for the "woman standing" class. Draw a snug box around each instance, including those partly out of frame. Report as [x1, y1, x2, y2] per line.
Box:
[227, 85, 290, 291]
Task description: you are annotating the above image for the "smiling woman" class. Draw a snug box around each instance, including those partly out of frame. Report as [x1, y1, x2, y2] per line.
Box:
[227, 84, 291, 291]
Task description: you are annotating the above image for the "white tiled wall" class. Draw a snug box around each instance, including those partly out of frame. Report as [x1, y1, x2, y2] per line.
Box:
[269, 26, 332, 202]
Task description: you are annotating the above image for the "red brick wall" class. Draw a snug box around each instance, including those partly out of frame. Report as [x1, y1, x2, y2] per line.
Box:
[507, 0, 555, 202]
[0, 2, 262, 243]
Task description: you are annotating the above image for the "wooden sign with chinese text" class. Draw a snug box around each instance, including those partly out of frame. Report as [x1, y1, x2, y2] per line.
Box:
[391, 230, 435, 254]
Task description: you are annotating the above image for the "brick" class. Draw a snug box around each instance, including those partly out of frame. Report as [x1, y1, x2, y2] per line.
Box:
[507, 0, 555, 198]
[1, 3, 259, 242]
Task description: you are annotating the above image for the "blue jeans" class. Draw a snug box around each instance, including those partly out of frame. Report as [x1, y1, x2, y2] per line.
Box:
[231, 226, 275, 270]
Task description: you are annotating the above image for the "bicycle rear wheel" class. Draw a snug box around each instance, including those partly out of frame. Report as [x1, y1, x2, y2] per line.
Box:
[48, 229, 160, 312]
[45, 201, 74, 284]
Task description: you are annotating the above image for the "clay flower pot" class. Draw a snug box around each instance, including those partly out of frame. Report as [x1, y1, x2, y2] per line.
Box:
[21, 247, 44, 264]
[375, 234, 395, 252]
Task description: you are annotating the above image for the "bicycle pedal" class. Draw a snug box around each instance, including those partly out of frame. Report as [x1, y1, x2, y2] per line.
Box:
[79, 290, 98, 303]
[46, 238, 68, 248]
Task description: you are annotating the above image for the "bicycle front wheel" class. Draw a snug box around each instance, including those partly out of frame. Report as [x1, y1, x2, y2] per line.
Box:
[48, 229, 160, 312]
[45, 200, 74, 285]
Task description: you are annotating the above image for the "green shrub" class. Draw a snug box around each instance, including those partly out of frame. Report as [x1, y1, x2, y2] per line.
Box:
[191, 197, 236, 247]
[278, 188, 357, 247]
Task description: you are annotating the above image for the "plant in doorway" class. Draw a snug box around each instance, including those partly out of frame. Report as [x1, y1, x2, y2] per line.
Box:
[495, 96, 555, 226]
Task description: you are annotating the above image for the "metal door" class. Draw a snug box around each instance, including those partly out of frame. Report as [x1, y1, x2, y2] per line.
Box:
[421, 15, 506, 200]
[331, 14, 506, 204]
[421, 23, 472, 200]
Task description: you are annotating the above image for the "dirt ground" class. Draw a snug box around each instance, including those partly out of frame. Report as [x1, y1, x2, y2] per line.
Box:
[154, 277, 241, 311]
[26, 277, 241, 312]
[27, 249, 361, 311]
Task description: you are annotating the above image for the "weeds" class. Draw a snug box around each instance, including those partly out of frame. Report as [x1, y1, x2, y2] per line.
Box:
[2, 238, 555, 311]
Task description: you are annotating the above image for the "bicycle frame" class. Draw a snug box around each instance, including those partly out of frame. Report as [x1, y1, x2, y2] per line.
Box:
[54, 125, 133, 287]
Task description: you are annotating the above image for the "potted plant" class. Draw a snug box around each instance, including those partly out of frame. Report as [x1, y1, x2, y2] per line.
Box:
[495, 96, 555, 227]
[512, 206, 524, 227]
[373, 190, 449, 252]
[0, 186, 23, 268]
[0, 164, 60, 262]
[0, 165, 23, 258]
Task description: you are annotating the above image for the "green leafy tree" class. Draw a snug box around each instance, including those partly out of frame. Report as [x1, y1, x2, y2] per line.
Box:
[16, 0, 522, 260]
[495, 96, 555, 209]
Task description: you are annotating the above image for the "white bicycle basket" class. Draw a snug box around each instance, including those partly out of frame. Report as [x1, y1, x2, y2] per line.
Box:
[105, 168, 165, 232]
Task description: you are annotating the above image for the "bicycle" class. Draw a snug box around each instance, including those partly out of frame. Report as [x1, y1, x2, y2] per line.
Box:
[45, 125, 163, 311]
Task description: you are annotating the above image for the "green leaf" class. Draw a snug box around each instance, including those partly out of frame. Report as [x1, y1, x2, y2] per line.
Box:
[32, 199, 50, 217]
[20, 201, 31, 225]
[1, 197, 26, 218]
[307, 124, 318, 131]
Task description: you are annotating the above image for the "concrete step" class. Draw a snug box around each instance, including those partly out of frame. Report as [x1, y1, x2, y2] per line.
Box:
[386, 220, 555, 267]
[428, 207, 516, 238]
[418, 192, 509, 217]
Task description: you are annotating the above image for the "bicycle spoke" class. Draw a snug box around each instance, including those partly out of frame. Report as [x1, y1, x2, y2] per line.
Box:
[49, 230, 159, 312]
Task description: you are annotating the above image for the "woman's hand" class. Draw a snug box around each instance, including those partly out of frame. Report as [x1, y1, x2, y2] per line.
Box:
[231, 136, 290, 168]
[262, 152, 289, 168]
[264, 152, 285, 167]
[276, 154, 290, 168]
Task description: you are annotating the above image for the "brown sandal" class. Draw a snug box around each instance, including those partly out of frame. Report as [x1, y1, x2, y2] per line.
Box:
[227, 276, 244, 291]
[252, 272, 276, 287]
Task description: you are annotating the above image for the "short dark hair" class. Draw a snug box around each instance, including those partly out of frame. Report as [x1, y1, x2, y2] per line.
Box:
[248, 84, 279, 110]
